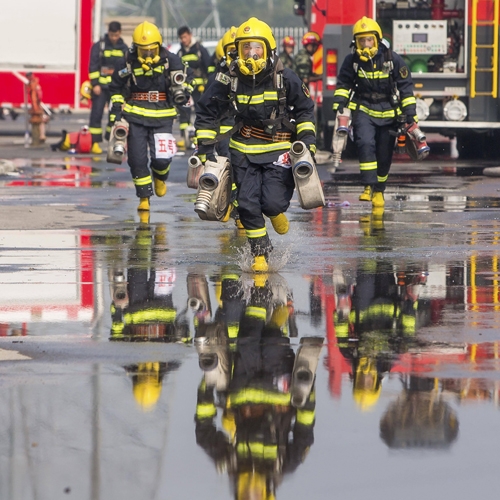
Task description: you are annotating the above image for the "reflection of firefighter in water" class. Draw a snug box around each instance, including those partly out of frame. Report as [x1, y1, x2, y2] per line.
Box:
[108, 216, 187, 410]
[194, 273, 322, 500]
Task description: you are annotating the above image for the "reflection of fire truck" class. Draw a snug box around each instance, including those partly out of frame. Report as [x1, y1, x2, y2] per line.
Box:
[0, 0, 96, 111]
[0, 231, 97, 335]
[294, 0, 500, 158]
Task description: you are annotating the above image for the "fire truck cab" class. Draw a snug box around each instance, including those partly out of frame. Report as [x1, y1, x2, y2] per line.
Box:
[295, 0, 500, 158]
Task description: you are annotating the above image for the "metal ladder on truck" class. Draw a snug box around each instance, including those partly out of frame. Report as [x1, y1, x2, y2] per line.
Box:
[470, 0, 499, 98]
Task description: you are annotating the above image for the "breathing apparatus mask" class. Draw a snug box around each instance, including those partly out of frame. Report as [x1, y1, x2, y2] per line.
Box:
[137, 43, 160, 71]
[354, 34, 379, 62]
[237, 40, 267, 76]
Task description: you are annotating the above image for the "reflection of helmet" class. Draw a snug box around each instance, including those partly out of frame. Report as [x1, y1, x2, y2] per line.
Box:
[132, 362, 162, 411]
[352, 17, 382, 61]
[301, 31, 321, 46]
[133, 21, 162, 69]
[353, 357, 382, 411]
[282, 35, 295, 48]
[235, 17, 276, 75]
[80, 80, 92, 100]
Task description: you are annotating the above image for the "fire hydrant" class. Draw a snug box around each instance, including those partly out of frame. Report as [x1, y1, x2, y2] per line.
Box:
[26, 73, 47, 146]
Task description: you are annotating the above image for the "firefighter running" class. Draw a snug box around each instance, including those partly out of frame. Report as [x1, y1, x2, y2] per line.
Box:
[108, 21, 192, 212]
[332, 17, 418, 209]
[194, 17, 317, 273]
[88, 21, 128, 154]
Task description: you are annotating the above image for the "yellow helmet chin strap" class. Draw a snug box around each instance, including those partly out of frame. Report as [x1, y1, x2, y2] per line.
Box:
[138, 54, 161, 71]
[237, 56, 267, 76]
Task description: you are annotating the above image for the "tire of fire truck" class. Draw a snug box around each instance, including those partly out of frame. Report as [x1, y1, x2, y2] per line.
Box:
[456, 130, 500, 160]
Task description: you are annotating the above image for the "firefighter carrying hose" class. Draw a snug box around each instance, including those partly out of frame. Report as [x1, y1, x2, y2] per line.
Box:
[88, 21, 128, 154]
[108, 21, 192, 212]
[332, 17, 418, 209]
[194, 17, 316, 273]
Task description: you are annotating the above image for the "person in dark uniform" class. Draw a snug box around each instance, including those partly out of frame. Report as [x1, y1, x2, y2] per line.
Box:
[108, 21, 191, 212]
[194, 274, 316, 500]
[194, 17, 316, 273]
[278, 36, 295, 70]
[332, 16, 418, 209]
[88, 21, 128, 153]
[177, 26, 212, 149]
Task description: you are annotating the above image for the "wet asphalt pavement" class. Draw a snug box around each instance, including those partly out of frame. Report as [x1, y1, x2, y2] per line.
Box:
[1, 113, 500, 499]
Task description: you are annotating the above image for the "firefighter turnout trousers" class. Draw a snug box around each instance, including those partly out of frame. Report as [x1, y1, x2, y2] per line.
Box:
[127, 121, 174, 198]
[89, 89, 111, 144]
[232, 152, 295, 257]
[353, 111, 396, 192]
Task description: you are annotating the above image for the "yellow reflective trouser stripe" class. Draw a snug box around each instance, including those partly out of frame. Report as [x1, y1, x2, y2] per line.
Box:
[357, 70, 389, 79]
[296, 409, 315, 426]
[124, 104, 177, 118]
[401, 96, 416, 107]
[89, 127, 102, 134]
[111, 322, 124, 333]
[111, 94, 124, 103]
[296, 121, 315, 134]
[152, 164, 171, 175]
[182, 54, 199, 62]
[196, 129, 217, 139]
[334, 88, 350, 98]
[228, 324, 239, 338]
[103, 49, 124, 57]
[246, 227, 267, 238]
[124, 309, 176, 323]
[359, 105, 397, 118]
[245, 306, 267, 320]
[196, 402, 217, 419]
[228, 388, 291, 407]
[133, 175, 153, 186]
[89, 71, 100, 80]
[220, 125, 233, 133]
[222, 273, 240, 281]
[378, 174, 388, 182]
[180, 122, 189, 129]
[360, 161, 377, 171]
[402, 314, 416, 331]
[99, 76, 112, 84]
[229, 138, 291, 154]
[364, 304, 395, 317]
[236, 442, 278, 460]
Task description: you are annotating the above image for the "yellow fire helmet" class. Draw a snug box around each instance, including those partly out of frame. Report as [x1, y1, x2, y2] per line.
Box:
[79, 80, 92, 101]
[235, 17, 276, 76]
[215, 38, 224, 62]
[133, 21, 163, 70]
[352, 16, 382, 61]
[222, 25, 237, 62]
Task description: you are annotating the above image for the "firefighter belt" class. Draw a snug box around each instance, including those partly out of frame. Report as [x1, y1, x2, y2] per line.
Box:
[240, 125, 292, 143]
[130, 92, 167, 102]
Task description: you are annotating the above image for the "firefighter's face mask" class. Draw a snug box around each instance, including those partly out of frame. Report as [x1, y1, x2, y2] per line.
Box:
[355, 35, 378, 61]
[237, 40, 267, 75]
[137, 43, 160, 70]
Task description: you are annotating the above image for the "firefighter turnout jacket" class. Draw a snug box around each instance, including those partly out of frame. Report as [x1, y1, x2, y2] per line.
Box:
[177, 40, 212, 91]
[332, 44, 417, 125]
[109, 46, 191, 128]
[89, 34, 128, 89]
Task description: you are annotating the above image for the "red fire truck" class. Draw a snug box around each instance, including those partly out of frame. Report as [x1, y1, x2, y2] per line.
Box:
[294, 0, 500, 158]
[0, 0, 96, 111]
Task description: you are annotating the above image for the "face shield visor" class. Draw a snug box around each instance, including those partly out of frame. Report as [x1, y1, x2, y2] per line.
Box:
[355, 34, 378, 60]
[237, 40, 267, 75]
[137, 43, 160, 66]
